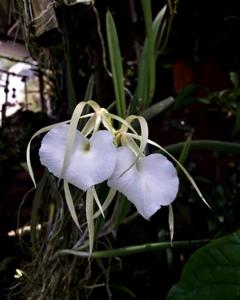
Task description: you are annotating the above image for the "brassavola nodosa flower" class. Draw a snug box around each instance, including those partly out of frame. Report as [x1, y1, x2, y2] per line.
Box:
[107, 146, 179, 220]
[27, 100, 207, 254]
[39, 123, 179, 220]
[39, 124, 117, 191]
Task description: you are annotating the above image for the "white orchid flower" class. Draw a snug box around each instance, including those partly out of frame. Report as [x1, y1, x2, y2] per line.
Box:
[39, 124, 117, 191]
[27, 100, 207, 255]
[108, 147, 179, 220]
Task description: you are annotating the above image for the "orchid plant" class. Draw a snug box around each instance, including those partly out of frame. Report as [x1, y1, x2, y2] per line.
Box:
[27, 100, 207, 255]
[12, 2, 217, 298]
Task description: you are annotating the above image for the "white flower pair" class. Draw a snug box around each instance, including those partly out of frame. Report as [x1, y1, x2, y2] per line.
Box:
[27, 100, 207, 254]
[39, 124, 179, 220]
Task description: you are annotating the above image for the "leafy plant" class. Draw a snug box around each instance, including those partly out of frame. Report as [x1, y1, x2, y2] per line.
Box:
[8, 1, 240, 300]
[167, 230, 240, 300]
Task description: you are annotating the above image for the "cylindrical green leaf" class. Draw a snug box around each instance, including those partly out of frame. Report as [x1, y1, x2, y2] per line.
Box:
[106, 11, 126, 118]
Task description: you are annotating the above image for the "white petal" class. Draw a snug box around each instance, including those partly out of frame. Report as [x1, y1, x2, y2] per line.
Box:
[39, 125, 117, 191]
[39, 124, 78, 178]
[107, 147, 139, 200]
[108, 147, 179, 219]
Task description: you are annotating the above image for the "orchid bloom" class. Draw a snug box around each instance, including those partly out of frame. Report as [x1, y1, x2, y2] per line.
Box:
[38, 125, 179, 221]
[27, 100, 206, 254]
[107, 147, 179, 220]
[39, 124, 117, 191]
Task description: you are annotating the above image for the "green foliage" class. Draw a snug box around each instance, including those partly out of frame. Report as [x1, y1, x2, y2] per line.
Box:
[135, 0, 155, 109]
[165, 140, 240, 155]
[176, 133, 192, 172]
[9, 1, 240, 299]
[230, 71, 239, 90]
[167, 230, 240, 300]
[30, 170, 49, 248]
[174, 84, 199, 110]
[106, 11, 126, 118]
[133, 3, 168, 111]
[200, 71, 240, 135]
[233, 105, 240, 135]
[61, 11, 77, 114]
[140, 97, 174, 120]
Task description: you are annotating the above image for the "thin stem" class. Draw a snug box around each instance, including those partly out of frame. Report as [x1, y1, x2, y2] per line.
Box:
[165, 140, 240, 154]
[57, 239, 210, 259]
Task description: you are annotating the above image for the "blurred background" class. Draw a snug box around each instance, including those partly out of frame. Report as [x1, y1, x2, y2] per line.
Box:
[0, 1, 240, 299]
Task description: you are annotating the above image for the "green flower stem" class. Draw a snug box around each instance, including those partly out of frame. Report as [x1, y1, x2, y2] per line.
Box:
[165, 140, 240, 155]
[57, 239, 209, 259]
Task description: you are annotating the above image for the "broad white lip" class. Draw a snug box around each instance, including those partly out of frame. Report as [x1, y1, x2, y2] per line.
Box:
[39, 124, 117, 191]
[108, 147, 179, 219]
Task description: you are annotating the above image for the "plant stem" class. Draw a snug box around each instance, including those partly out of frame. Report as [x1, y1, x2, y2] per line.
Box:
[57, 239, 210, 259]
[165, 140, 240, 154]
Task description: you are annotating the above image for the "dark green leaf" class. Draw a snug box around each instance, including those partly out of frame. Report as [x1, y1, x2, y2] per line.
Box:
[140, 96, 174, 120]
[153, 5, 167, 52]
[230, 71, 239, 89]
[106, 11, 126, 118]
[83, 74, 94, 101]
[165, 140, 240, 155]
[174, 85, 198, 110]
[134, 0, 155, 109]
[30, 169, 49, 249]
[232, 105, 240, 136]
[110, 284, 136, 298]
[176, 133, 192, 172]
[112, 194, 131, 227]
[167, 230, 240, 300]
